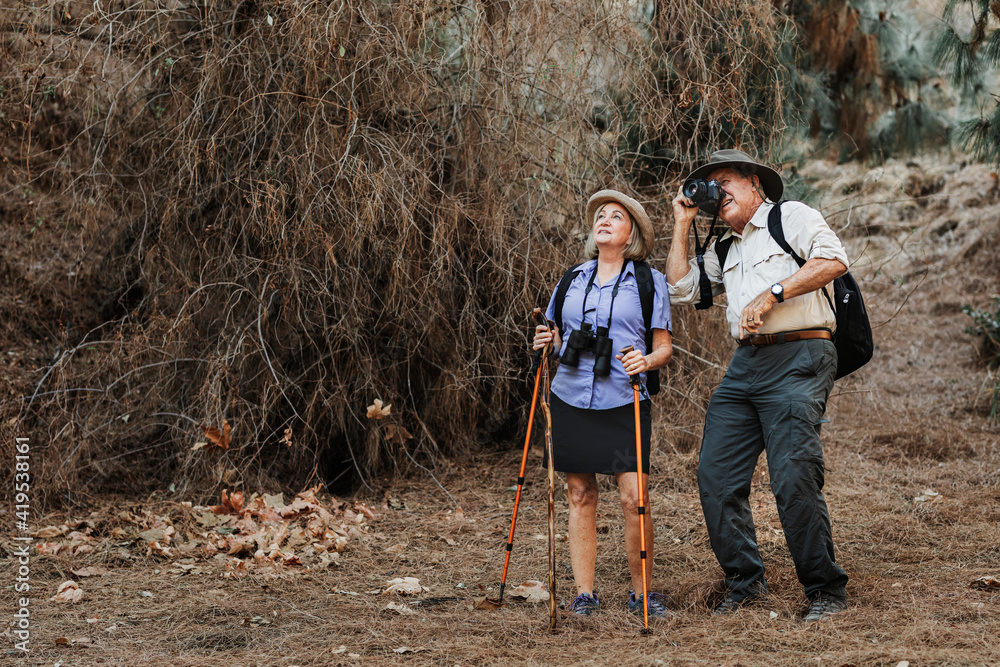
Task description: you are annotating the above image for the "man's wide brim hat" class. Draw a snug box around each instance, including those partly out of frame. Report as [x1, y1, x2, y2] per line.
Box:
[683, 149, 784, 202]
[586, 190, 654, 255]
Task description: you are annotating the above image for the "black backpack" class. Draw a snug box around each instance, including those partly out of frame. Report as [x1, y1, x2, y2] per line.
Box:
[714, 201, 873, 380]
[552, 260, 660, 395]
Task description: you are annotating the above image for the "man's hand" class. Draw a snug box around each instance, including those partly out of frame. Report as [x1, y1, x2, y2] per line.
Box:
[739, 291, 776, 339]
[671, 189, 700, 230]
[738, 257, 847, 338]
[666, 187, 701, 286]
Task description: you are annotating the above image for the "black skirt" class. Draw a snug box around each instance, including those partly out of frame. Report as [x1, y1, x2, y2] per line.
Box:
[544, 393, 651, 475]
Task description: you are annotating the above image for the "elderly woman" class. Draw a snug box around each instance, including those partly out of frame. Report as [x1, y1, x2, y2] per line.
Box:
[533, 190, 672, 618]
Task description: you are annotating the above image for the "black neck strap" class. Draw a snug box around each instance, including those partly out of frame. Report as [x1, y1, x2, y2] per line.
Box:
[582, 260, 629, 329]
[694, 198, 724, 310]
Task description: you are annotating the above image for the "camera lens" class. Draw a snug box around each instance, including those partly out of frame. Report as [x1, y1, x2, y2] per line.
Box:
[683, 180, 704, 201]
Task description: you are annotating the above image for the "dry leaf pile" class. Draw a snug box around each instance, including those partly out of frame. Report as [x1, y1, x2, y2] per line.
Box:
[31, 486, 376, 579]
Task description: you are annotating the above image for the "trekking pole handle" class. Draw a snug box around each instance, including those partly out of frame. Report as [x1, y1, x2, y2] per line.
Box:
[529, 308, 554, 373]
[531, 307, 555, 352]
[619, 345, 642, 389]
[531, 307, 550, 329]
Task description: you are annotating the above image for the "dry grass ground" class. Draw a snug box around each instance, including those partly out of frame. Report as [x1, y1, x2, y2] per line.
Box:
[3, 155, 1000, 665]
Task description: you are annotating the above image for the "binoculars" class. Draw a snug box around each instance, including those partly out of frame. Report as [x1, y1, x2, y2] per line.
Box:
[561, 322, 615, 376]
[683, 178, 724, 212]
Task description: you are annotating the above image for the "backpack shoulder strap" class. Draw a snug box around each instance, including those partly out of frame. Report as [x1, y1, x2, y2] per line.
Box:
[633, 260, 654, 337]
[766, 201, 835, 313]
[766, 201, 805, 267]
[633, 261, 653, 318]
[715, 235, 735, 269]
[632, 260, 660, 396]
[553, 263, 584, 335]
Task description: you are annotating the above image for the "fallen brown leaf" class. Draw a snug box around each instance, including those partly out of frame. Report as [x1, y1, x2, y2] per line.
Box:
[385, 601, 417, 615]
[367, 398, 391, 419]
[212, 489, 245, 515]
[509, 579, 549, 603]
[970, 575, 1000, 590]
[50, 580, 84, 604]
[473, 597, 503, 610]
[354, 502, 378, 520]
[147, 540, 176, 558]
[197, 420, 232, 451]
[36, 542, 63, 555]
[55, 636, 91, 646]
[70, 566, 109, 578]
[384, 423, 413, 445]
[383, 577, 426, 595]
[35, 524, 69, 539]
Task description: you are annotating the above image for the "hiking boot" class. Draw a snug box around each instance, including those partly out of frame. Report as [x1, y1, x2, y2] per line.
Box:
[712, 591, 766, 616]
[568, 592, 600, 617]
[803, 591, 847, 622]
[627, 591, 673, 619]
[712, 596, 744, 616]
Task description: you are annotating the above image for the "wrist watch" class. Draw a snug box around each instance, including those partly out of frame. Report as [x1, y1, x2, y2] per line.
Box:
[770, 283, 784, 303]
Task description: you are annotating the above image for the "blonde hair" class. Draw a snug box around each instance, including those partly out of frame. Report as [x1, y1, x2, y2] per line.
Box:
[583, 204, 648, 261]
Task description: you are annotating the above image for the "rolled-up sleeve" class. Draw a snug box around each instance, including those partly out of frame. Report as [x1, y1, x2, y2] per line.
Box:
[785, 202, 850, 268]
[651, 269, 672, 332]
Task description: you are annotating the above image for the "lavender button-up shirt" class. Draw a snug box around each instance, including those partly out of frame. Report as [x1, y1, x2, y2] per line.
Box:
[545, 260, 670, 410]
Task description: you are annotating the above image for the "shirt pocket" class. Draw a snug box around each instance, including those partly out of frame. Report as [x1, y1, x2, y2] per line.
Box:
[748, 237, 792, 295]
[721, 244, 741, 274]
[610, 281, 643, 339]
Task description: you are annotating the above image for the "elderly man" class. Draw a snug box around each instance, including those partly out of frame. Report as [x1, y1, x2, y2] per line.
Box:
[665, 149, 850, 621]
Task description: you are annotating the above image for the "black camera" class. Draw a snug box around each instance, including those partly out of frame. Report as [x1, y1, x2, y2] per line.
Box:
[561, 322, 615, 377]
[683, 178, 724, 212]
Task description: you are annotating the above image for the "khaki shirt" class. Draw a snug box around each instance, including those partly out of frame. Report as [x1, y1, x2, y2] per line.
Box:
[668, 201, 849, 339]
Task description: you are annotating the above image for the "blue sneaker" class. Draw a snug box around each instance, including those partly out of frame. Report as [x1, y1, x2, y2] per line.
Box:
[628, 591, 672, 618]
[568, 592, 600, 616]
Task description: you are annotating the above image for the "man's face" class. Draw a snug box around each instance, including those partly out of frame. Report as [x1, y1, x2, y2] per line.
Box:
[707, 167, 763, 231]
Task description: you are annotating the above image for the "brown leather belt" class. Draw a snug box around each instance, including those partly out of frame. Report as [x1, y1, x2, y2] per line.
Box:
[736, 329, 832, 347]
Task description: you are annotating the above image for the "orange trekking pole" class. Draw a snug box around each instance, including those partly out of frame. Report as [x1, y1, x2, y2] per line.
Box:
[497, 309, 550, 605]
[620, 345, 650, 632]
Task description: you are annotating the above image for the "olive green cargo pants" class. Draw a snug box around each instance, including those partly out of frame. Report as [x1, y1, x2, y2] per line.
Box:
[698, 338, 848, 602]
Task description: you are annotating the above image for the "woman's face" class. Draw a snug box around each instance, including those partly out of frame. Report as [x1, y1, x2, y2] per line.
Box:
[593, 202, 633, 253]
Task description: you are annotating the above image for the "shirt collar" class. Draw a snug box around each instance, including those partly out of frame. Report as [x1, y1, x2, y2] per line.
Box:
[746, 201, 773, 230]
[719, 201, 773, 241]
[580, 259, 635, 279]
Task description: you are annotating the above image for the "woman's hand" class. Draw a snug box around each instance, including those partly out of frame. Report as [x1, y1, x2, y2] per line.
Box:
[616, 330, 671, 376]
[532, 324, 561, 352]
[616, 348, 648, 376]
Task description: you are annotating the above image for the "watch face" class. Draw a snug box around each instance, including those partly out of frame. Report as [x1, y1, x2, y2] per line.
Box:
[771, 284, 781, 295]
